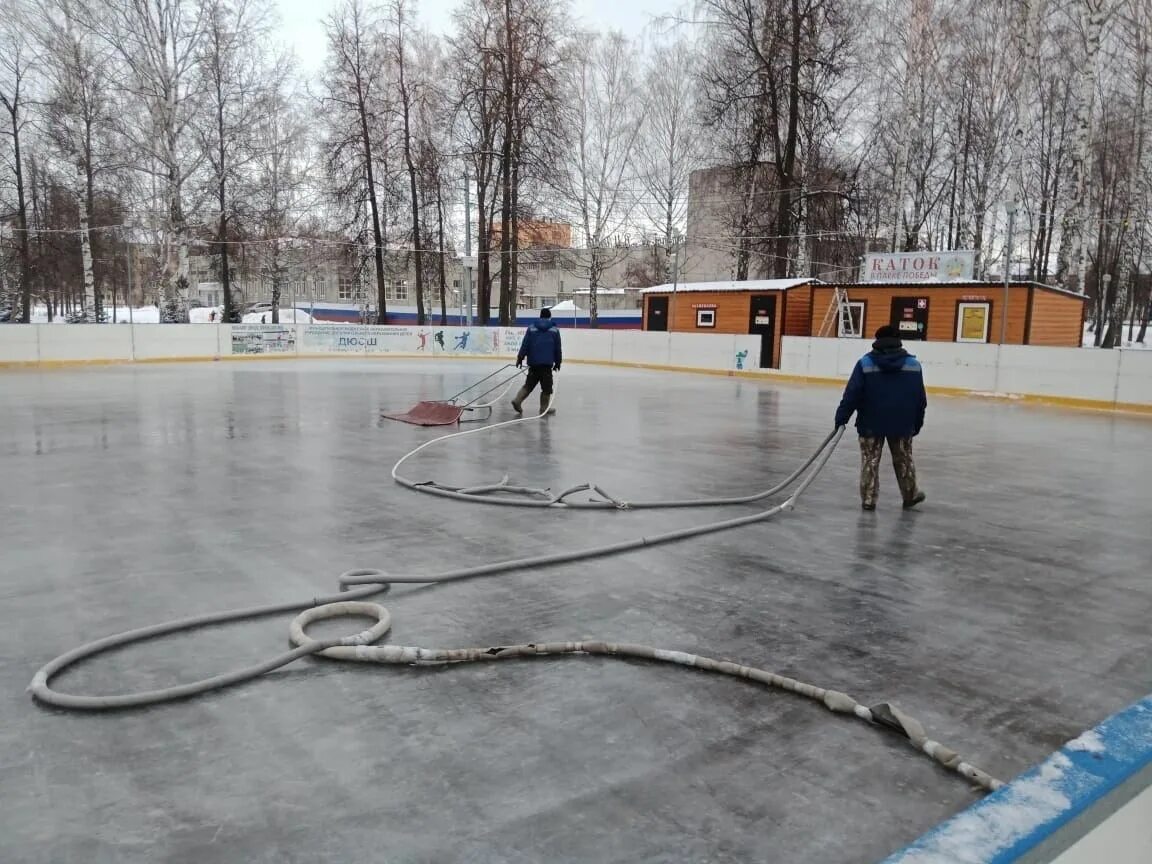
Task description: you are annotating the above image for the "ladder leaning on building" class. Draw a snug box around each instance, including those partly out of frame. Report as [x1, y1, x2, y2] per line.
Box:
[818, 286, 859, 338]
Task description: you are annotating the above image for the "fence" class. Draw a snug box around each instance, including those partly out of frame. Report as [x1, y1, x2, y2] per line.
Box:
[1, 325, 1150, 412]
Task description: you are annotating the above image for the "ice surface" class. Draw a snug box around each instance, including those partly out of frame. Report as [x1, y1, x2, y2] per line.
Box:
[1, 360, 1150, 863]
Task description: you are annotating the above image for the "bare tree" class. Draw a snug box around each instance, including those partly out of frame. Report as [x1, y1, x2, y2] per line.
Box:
[0, 14, 35, 322]
[248, 61, 312, 324]
[411, 32, 454, 325]
[636, 36, 700, 282]
[556, 31, 644, 325]
[450, 0, 502, 325]
[197, 0, 270, 322]
[698, 0, 853, 279]
[38, 0, 117, 321]
[1055, 0, 1111, 293]
[322, 0, 391, 323]
[87, 0, 208, 321]
[386, 0, 426, 324]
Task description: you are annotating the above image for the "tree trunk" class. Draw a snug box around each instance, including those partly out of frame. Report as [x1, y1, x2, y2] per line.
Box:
[11, 109, 32, 323]
[436, 177, 448, 326]
[396, 12, 425, 326]
[1055, 0, 1106, 292]
[509, 130, 521, 321]
[476, 188, 490, 325]
[358, 89, 388, 324]
[218, 83, 235, 325]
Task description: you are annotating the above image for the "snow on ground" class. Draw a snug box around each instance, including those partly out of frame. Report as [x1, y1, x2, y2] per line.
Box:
[30, 305, 160, 324]
[1082, 323, 1149, 349]
[28, 305, 313, 324]
[240, 309, 314, 324]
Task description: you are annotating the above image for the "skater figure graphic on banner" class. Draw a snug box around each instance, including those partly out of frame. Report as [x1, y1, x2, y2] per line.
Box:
[418, 331, 428, 351]
[434, 331, 446, 350]
[454, 331, 470, 351]
[735, 349, 748, 370]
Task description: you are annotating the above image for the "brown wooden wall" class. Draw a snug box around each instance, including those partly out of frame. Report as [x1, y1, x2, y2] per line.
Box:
[1027, 287, 1085, 347]
[784, 285, 813, 337]
[643, 291, 786, 367]
[808, 284, 1032, 344]
[662, 291, 752, 334]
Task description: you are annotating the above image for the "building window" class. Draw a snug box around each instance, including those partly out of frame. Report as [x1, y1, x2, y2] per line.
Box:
[394, 280, 408, 301]
[839, 301, 865, 338]
[452, 279, 460, 288]
[956, 301, 991, 343]
[696, 309, 716, 328]
[338, 276, 356, 300]
[558, 280, 565, 292]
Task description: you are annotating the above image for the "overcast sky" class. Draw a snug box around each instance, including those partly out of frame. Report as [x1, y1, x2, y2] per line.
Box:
[275, 0, 678, 77]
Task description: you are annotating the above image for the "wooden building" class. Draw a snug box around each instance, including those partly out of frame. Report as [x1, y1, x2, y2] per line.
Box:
[641, 279, 1086, 369]
[640, 279, 820, 369]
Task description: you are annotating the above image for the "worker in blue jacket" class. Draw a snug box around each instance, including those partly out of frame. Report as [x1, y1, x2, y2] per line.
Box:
[512, 308, 562, 416]
[835, 325, 928, 511]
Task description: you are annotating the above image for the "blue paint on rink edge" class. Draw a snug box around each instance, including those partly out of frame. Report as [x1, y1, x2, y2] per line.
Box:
[884, 694, 1152, 863]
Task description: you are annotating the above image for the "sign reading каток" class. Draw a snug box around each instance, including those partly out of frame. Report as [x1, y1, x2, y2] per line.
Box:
[861, 250, 975, 283]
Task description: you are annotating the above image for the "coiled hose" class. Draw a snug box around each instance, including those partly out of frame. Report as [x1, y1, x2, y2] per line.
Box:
[27, 395, 1003, 793]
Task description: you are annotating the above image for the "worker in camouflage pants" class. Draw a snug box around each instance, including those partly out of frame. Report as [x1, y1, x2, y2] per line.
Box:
[835, 325, 928, 511]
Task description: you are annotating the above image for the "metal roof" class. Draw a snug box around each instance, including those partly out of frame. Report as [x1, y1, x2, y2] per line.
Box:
[640, 278, 822, 295]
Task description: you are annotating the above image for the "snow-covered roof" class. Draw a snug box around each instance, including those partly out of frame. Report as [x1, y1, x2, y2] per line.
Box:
[640, 278, 822, 295]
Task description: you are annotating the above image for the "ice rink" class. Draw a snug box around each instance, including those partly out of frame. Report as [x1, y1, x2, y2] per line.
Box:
[2, 360, 1150, 863]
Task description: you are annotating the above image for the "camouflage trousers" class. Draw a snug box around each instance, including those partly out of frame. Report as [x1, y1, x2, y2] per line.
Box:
[859, 437, 919, 507]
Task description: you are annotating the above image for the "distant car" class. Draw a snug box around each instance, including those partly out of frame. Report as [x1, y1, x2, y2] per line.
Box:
[246, 301, 273, 314]
[0, 307, 12, 323]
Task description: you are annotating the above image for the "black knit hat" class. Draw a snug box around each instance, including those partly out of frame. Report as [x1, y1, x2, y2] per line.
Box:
[874, 325, 899, 340]
[540, 308, 552, 318]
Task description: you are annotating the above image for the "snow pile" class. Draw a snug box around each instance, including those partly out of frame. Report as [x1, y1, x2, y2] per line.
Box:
[241, 309, 314, 324]
[1065, 729, 1106, 754]
[187, 307, 220, 324]
[893, 753, 1075, 863]
[29, 305, 161, 323]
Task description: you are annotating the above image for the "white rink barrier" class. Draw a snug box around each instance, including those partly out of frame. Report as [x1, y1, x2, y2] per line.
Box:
[0, 323, 762, 375]
[779, 336, 1152, 412]
[886, 694, 1152, 864]
[1, 325, 1149, 411]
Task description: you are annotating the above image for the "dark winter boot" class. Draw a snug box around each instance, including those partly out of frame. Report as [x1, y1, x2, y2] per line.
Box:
[902, 491, 926, 510]
[511, 386, 530, 415]
[539, 392, 554, 416]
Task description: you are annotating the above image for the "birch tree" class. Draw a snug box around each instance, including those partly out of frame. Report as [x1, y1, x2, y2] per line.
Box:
[249, 63, 312, 324]
[636, 36, 700, 282]
[322, 0, 391, 322]
[0, 13, 35, 322]
[39, 0, 115, 321]
[197, 0, 270, 322]
[386, 0, 426, 324]
[1054, 0, 1111, 293]
[557, 31, 644, 325]
[449, 0, 503, 325]
[88, 0, 207, 321]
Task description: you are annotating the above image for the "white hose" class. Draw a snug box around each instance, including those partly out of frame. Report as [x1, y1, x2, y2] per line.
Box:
[27, 402, 1004, 794]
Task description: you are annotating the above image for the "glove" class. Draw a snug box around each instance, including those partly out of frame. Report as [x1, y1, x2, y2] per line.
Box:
[516, 360, 523, 368]
[553, 363, 561, 372]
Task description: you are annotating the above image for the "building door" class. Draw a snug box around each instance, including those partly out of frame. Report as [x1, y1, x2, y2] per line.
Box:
[890, 296, 929, 341]
[748, 295, 777, 368]
[646, 296, 669, 331]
